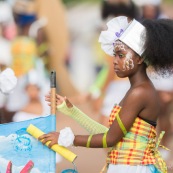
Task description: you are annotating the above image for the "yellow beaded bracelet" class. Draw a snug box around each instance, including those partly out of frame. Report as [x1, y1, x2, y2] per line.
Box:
[86, 134, 93, 148]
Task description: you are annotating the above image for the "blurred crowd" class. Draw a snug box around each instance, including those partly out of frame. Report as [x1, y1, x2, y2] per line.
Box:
[0, 0, 50, 124]
[0, 0, 173, 172]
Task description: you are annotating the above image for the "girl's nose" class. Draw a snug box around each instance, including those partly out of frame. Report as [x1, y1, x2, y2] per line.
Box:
[113, 56, 118, 65]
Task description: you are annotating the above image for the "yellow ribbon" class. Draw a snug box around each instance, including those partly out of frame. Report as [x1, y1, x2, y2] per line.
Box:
[150, 131, 169, 173]
[116, 113, 127, 136]
[102, 132, 108, 148]
[100, 164, 108, 173]
[86, 134, 93, 148]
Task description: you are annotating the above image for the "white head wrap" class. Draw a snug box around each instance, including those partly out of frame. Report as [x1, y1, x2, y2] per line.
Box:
[99, 16, 146, 56]
[25, 69, 42, 88]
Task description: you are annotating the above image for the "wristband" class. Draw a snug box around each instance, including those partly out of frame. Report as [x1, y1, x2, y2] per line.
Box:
[58, 127, 75, 147]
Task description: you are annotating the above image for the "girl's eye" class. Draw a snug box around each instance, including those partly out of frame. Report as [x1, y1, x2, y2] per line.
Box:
[119, 54, 125, 58]
[113, 53, 116, 57]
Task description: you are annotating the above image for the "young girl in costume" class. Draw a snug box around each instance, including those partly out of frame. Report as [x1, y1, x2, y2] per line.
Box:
[39, 16, 173, 173]
[93, 0, 139, 127]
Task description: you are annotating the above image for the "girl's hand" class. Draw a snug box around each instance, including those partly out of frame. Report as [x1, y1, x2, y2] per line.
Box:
[38, 132, 59, 148]
[45, 93, 73, 108]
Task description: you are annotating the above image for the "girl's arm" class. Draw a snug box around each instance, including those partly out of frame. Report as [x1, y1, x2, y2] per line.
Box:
[40, 88, 145, 148]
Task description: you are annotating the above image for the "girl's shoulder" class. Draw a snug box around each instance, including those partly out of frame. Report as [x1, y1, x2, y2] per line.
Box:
[122, 81, 157, 107]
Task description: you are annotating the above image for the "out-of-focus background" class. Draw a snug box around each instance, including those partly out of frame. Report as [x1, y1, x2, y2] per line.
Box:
[0, 0, 173, 172]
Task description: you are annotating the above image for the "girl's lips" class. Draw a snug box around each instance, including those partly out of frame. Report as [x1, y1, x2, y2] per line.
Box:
[114, 68, 119, 72]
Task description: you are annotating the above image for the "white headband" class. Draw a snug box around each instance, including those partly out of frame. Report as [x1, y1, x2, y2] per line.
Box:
[99, 16, 146, 56]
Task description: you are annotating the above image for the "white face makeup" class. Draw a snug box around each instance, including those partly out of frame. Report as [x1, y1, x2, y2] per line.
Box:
[114, 40, 126, 51]
[114, 40, 135, 71]
[123, 52, 134, 71]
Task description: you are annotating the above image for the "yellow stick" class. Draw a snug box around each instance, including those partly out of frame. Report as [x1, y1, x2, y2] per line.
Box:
[27, 124, 77, 163]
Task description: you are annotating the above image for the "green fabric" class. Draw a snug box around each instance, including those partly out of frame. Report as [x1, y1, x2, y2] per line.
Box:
[89, 65, 109, 95]
[57, 101, 108, 134]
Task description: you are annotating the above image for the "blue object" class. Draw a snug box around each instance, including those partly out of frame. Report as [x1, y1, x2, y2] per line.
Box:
[0, 115, 56, 173]
[149, 165, 161, 173]
[61, 169, 78, 173]
[15, 13, 37, 27]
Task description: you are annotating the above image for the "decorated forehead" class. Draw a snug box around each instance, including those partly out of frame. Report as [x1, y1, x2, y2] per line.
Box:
[99, 16, 146, 56]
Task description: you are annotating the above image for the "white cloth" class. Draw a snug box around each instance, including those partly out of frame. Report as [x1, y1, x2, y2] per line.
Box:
[99, 16, 146, 56]
[58, 127, 75, 147]
[0, 93, 7, 108]
[12, 111, 42, 122]
[149, 75, 173, 92]
[101, 79, 130, 117]
[99, 16, 129, 57]
[107, 164, 152, 173]
[0, 38, 12, 66]
[0, 68, 17, 94]
[0, 2, 14, 23]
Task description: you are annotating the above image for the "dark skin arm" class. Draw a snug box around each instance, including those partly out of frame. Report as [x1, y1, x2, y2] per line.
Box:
[38, 87, 148, 148]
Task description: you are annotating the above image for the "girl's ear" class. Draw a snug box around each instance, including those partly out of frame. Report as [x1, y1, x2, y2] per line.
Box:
[136, 56, 144, 65]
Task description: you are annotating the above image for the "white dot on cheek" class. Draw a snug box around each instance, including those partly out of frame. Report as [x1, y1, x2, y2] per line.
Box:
[126, 52, 132, 60]
[123, 52, 134, 70]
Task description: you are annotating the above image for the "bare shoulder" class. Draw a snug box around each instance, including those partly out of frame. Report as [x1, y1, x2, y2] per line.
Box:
[121, 81, 160, 121]
[122, 81, 158, 110]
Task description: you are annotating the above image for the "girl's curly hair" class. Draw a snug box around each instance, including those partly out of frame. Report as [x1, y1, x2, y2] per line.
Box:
[142, 19, 173, 76]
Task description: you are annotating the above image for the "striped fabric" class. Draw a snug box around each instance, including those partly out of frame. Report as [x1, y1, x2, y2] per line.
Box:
[106, 104, 167, 173]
